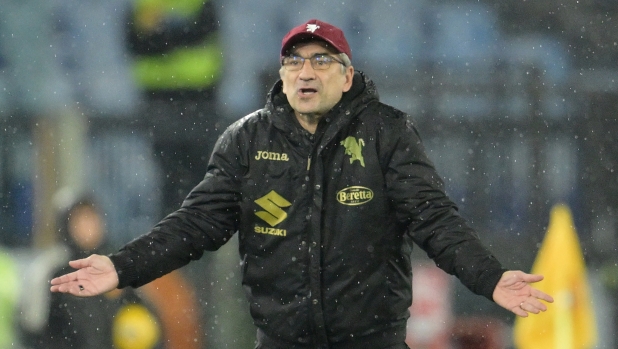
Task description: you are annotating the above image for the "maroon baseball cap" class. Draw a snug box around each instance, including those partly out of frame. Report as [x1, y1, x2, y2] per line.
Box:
[281, 19, 352, 59]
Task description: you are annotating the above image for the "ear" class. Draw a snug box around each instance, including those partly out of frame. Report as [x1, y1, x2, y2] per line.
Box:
[342, 66, 354, 93]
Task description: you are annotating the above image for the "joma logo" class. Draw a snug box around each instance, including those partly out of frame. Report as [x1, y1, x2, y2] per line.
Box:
[255, 151, 289, 161]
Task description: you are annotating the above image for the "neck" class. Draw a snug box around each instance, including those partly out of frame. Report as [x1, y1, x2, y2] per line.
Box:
[295, 112, 322, 134]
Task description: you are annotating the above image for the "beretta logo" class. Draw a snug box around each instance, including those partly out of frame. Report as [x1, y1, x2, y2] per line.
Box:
[336, 186, 374, 206]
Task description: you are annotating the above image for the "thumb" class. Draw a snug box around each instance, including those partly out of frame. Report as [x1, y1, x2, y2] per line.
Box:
[67, 255, 96, 269]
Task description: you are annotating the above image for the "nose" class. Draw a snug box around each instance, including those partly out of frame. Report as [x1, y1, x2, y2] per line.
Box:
[298, 59, 316, 79]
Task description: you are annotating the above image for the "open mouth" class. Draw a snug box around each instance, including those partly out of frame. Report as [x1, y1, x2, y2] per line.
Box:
[299, 88, 317, 95]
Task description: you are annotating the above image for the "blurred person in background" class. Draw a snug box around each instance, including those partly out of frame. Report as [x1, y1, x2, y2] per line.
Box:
[20, 189, 164, 349]
[51, 19, 553, 349]
[0, 245, 20, 348]
[127, 0, 223, 214]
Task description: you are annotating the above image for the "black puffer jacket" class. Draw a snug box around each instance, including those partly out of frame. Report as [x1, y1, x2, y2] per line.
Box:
[110, 71, 506, 348]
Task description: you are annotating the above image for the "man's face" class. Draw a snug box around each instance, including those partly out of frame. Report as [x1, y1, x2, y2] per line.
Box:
[280, 42, 354, 119]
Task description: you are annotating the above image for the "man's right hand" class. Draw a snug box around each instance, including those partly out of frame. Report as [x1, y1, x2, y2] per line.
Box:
[50, 254, 120, 297]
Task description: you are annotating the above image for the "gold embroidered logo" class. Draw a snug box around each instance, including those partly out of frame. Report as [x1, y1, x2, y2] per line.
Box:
[341, 136, 365, 167]
[254, 226, 287, 237]
[255, 151, 289, 161]
[254, 190, 291, 236]
[337, 186, 374, 206]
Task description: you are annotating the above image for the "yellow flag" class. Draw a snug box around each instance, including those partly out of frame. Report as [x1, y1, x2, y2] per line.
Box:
[513, 204, 597, 349]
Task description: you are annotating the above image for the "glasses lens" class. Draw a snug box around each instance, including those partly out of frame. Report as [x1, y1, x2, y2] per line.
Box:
[282, 55, 339, 71]
[311, 55, 331, 70]
[283, 56, 303, 71]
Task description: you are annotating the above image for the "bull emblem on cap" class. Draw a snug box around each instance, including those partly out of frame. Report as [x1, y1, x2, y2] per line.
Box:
[341, 136, 365, 167]
[306, 24, 320, 33]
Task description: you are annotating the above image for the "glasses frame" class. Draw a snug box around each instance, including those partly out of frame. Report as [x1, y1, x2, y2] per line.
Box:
[281, 54, 346, 71]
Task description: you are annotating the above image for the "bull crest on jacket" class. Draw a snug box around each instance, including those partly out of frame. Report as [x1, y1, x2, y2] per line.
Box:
[340, 136, 365, 167]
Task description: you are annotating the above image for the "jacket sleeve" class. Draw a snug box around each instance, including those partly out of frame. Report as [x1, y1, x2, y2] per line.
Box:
[383, 117, 507, 301]
[110, 124, 246, 288]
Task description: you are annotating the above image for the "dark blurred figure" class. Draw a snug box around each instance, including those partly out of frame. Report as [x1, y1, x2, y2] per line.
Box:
[20, 190, 164, 349]
[126, 0, 224, 213]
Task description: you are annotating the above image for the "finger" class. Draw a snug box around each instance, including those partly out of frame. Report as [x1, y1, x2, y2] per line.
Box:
[527, 299, 548, 313]
[521, 273, 544, 284]
[50, 281, 76, 293]
[50, 271, 78, 285]
[54, 281, 89, 296]
[531, 289, 554, 303]
[520, 301, 542, 314]
[68, 257, 92, 269]
[532, 299, 549, 313]
[512, 303, 529, 317]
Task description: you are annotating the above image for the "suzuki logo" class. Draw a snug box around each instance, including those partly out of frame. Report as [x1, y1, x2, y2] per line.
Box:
[254, 190, 292, 227]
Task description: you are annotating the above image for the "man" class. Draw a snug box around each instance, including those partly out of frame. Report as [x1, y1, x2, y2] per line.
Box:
[51, 19, 553, 349]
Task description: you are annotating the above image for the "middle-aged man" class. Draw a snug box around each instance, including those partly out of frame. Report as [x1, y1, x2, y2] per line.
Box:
[51, 19, 553, 349]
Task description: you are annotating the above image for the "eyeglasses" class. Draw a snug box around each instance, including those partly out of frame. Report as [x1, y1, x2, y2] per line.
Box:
[281, 54, 346, 71]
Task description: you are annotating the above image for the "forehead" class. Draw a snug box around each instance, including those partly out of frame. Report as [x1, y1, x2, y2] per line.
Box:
[288, 40, 338, 55]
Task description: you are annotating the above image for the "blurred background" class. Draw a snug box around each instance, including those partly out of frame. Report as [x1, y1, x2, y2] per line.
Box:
[0, 0, 616, 348]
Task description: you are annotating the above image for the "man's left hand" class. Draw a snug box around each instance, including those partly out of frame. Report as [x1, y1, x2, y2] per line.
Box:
[492, 270, 554, 317]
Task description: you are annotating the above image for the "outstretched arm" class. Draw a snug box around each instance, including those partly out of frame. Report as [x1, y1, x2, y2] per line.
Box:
[493, 270, 554, 317]
[49, 254, 119, 297]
